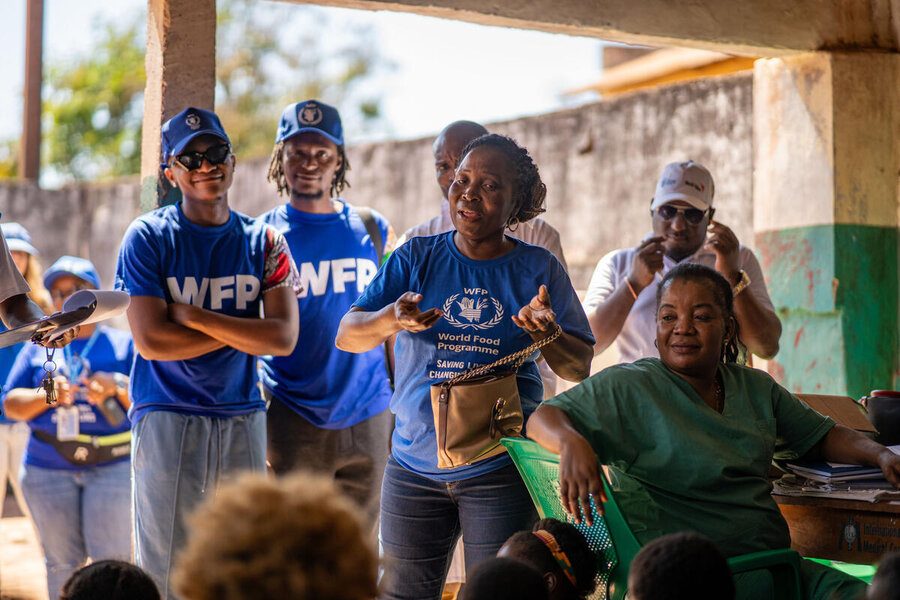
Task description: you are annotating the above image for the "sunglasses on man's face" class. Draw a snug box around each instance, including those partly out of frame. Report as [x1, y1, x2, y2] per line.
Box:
[654, 204, 710, 225]
[174, 143, 231, 171]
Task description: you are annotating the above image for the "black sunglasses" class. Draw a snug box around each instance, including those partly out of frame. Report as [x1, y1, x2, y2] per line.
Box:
[174, 143, 231, 171]
[654, 204, 710, 225]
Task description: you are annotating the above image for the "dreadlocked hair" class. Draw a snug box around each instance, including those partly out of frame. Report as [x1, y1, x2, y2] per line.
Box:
[266, 141, 352, 198]
[458, 134, 547, 223]
[656, 262, 748, 365]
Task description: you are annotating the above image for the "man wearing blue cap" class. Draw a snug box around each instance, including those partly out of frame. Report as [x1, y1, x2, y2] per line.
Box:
[260, 99, 394, 536]
[114, 107, 300, 598]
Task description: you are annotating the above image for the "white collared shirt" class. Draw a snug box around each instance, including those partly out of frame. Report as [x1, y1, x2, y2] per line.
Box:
[583, 237, 775, 364]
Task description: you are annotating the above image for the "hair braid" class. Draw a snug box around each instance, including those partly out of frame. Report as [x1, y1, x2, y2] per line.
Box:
[266, 141, 352, 198]
[458, 134, 547, 223]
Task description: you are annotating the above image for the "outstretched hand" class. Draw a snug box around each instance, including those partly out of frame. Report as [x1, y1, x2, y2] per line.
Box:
[513, 285, 557, 334]
[394, 292, 443, 333]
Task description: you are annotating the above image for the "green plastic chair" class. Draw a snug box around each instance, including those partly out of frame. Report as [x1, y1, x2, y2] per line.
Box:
[501, 437, 804, 600]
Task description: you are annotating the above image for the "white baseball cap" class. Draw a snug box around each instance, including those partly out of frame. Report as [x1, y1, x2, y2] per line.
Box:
[650, 160, 715, 211]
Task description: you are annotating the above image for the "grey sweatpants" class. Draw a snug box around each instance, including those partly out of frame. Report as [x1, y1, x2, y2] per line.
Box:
[264, 392, 392, 543]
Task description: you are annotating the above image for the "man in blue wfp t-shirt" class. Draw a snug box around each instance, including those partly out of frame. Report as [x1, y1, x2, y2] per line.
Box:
[115, 107, 299, 599]
[259, 100, 394, 535]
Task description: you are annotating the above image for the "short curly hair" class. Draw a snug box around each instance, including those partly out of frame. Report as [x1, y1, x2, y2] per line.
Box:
[458, 134, 547, 224]
[627, 532, 735, 600]
[501, 518, 598, 599]
[60, 560, 159, 600]
[172, 473, 378, 600]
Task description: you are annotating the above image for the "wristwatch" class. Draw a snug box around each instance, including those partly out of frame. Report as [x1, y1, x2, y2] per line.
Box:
[112, 372, 129, 397]
[732, 270, 751, 297]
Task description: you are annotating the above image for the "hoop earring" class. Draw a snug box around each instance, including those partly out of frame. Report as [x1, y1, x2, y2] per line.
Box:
[654, 339, 659, 349]
[507, 216, 520, 232]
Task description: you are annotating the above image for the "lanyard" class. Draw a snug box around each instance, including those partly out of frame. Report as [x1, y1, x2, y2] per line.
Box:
[63, 327, 101, 383]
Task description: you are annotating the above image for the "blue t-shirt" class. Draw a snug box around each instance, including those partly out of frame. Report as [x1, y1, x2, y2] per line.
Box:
[114, 203, 276, 422]
[353, 231, 594, 481]
[2, 326, 134, 470]
[0, 323, 23, 425]
[258, 201, 392, 428]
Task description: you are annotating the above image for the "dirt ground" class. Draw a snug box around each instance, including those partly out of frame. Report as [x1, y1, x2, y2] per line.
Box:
[0, 517, 46, 600]
[0, 491, 47, 600]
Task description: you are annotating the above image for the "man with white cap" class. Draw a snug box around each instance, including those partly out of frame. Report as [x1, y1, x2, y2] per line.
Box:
[583, 160, 781, 363]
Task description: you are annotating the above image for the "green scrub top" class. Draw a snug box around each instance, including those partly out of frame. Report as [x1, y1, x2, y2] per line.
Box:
[545, 358, 835, 558]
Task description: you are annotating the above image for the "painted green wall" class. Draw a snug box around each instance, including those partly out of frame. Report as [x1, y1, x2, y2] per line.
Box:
[756, 224, 898, 399]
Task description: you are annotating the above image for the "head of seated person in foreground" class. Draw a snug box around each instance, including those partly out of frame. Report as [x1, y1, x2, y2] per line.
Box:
[461, 557, 550, 600]
[172, 472, 378, 600]
[628, 532, 734, 600]
[60, 559, 160, 600]
[498, 517, 598, 600]
[869, 550, 900, 600]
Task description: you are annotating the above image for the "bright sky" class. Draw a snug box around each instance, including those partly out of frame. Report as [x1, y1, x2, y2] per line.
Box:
[1, 0, 603, 151]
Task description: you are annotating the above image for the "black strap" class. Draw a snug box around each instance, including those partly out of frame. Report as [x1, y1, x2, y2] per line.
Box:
[355, 207, 394, 388]
[357, 207, 384, 264]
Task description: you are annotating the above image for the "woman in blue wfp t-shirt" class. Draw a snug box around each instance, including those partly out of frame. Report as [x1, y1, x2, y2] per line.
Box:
[2, 256, 133, 600]
[337, 134, 595, 600]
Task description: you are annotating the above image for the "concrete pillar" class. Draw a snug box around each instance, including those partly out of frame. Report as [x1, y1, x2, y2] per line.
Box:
[753, 52, 900, 398]
[20, 0, 43, 181]
[140, 0, 216, 210]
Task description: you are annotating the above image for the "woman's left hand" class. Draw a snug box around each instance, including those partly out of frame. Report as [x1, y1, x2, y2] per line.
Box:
[513, 285, 557, 334]
[82, 372, 117, 406]
[877, 449, 900, 489]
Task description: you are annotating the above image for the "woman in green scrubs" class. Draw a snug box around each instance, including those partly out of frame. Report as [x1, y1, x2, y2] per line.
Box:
[528, 262, 900, 600]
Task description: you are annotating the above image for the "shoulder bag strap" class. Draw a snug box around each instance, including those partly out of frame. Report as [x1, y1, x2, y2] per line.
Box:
[356, 206, 394, 387]
[443, 325, 563, 387]
[356, 207, 384, 264]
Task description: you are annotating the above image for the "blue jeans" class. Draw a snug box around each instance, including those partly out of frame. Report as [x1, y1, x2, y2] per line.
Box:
[132, 410, 266, 600]
[380, 456, 537, 600]
[20, 459, 131, 600]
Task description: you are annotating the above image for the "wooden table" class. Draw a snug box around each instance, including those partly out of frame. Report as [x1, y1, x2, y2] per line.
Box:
[774, 495, 900, 564]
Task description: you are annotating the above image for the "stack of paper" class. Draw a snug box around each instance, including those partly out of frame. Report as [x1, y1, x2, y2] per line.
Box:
[773, 475, 900, 503]
[775, 445, 900, 500]
[785, 461, 884, 484]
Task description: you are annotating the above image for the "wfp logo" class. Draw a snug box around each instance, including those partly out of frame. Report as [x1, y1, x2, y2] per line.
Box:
[442, 288, 504, 330]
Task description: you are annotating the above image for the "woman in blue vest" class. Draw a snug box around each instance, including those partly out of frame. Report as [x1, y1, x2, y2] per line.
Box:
[337, 134, 595, 600]
[2, 256, 133, 600]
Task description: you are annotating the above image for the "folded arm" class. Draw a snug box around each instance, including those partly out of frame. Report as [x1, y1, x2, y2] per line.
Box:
[168, 285, 299, 357]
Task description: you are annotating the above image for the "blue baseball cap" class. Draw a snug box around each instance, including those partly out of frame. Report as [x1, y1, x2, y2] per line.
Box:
[160, 107, 231, 166]
[43, 256, 101, 290]
[1, 222, 38, 256]
[275, 100, 343, 146]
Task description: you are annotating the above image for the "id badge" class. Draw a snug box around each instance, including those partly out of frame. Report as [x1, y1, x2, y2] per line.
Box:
[56, 406, 80, 441]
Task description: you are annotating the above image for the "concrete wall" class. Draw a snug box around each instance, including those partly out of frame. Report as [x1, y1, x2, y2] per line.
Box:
[1, 71, 753, 294]
[234, 71, 754, 290]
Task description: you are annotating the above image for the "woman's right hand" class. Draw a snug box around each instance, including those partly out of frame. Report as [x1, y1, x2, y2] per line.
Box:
[52, 375, 75, 406]
[559, 434, 607, 525]
[394, 292, 443, 333]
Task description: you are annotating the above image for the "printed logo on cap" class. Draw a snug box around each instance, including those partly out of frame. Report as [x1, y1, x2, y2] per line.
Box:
[299, 103, 324, 126]
[185, 113, 201, 130]
[684, 178, 705, 192]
